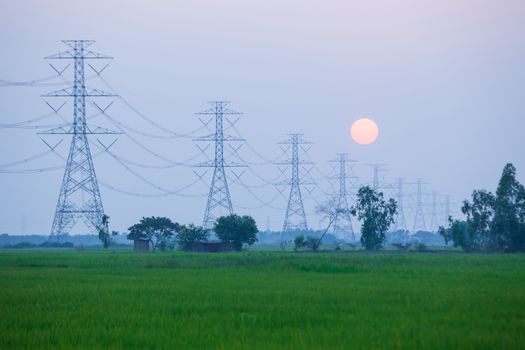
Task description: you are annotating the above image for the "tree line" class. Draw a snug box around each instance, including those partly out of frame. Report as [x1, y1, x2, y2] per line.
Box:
[99, 214, 259, 252]
[439, 163, 525, 252]
[97, 163, 524, 253]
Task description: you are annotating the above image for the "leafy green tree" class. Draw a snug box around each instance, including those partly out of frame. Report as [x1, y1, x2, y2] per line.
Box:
[351, 186, 397, 250]
[176, 224, 210, 251]
[439, 219, 471, 250]
[491, 163, 525, 251]
[127, 217, 179, 252]
[463, 190, 496, 247]
[214, 214, 258, 251]
[97, 214, 118, 248]
[443, 189, 496, 251]
[305, 236, 321, 251]
[294, 234, 306, 251]
[440, 163, 525, 252]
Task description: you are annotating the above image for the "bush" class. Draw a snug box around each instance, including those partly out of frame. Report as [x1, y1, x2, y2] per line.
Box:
[415, 242, 427, 252]
[176, 224, 209, 251]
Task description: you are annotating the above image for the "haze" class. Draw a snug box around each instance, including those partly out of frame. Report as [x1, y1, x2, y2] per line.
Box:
[1, 0, 524, 234]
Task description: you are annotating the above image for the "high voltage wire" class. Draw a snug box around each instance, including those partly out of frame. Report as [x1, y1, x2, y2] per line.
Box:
[101, 110, 207, 166]
[229, 124, 286, 165]
[90, 141, 207, 197]
[0, 74, 62, 87]
[0, 165, 64, 173]
[100, 146, 203, 170]
[0, 149, 56, 169]
[99, 108, 208, 140]
[233, 178, 285, 210]
[98, 76, 205, 139]
[0, 74, 98, 87]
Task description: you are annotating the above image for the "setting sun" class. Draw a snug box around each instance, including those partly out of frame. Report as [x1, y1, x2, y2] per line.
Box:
[350, 118, 379, 145]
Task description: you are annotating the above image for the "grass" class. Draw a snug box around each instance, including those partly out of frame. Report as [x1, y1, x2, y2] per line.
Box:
[0, 251, 524, 349]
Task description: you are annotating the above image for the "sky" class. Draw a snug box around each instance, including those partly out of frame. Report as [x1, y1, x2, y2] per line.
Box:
[1, 0, 524, 235]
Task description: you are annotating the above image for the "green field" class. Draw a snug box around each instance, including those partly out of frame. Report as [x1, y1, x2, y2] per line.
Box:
[1, 251, 524, 349]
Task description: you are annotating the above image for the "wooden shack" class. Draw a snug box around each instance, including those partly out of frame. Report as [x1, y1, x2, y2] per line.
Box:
[133, 239, 149, 253]
[190, 240, 234, 253]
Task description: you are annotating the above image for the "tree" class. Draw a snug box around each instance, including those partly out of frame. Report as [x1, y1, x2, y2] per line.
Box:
[97, 214, 118, 249]
[351, 186, 397, 250]
[491, 163, 525, 251]
[127, 217, 179, 252]
[447, 189, 496, 251]
[313, 198, 352, 250]
[439, 163, 525, 252]
[214, 214, 258, 251]
[439, 219, 471, 250]
[294, 234, 306, 251]
[176, 224, 210, 251]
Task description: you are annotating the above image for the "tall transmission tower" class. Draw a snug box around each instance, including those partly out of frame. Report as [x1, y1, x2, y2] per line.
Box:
[277, 134, 312, 232]
[444, 195, 451, 224]
[194, 101, 245, 229]
[394, 178, 407, 231]
[366, 164, 387, 192]
[412, 178, 427, 232]
[429, 191, 438, 232]
[41, 40, 118, 237]
[329, 153, 356, 242]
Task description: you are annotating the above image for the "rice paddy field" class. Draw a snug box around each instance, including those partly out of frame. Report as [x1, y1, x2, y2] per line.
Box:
[1, 250, 524, 349]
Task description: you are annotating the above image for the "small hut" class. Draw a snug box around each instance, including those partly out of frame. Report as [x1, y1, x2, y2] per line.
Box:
[190, 240, 234, 253]
[133, 239, 149, 253]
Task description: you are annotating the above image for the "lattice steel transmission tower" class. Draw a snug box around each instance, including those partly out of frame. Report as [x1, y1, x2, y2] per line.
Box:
[394, 178, 407, 230]
[429, 191, 438, 232]
[278, 134, 312, 232]
[444, 195, 451, 224]
[366, 164, 387, 192]
[41, 40, 117, 237]
[412, 178, 427, 232]
[330, 153, 356, 242]
[194, 101, 244, 229]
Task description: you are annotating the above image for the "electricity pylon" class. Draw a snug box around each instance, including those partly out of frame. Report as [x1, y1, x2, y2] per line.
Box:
[394, 178, 407, 231]
[329, 153, 356, 242]
[194, 101, 245, 229]
[365, 163, 387, 192]
[41, 40, 118, 237]
[444, 195, 451, 225]
[277, 134, 312, 232]
[429, 191, 438, 232]
[412, 178, 427, 232]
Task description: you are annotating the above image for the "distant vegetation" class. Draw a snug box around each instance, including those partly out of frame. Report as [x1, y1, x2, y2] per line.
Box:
[440, 163, 525, 252]
[214, 214, 258, 251]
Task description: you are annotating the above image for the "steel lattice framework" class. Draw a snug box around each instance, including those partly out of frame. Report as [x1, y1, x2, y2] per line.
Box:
[330, 153, 356, 242]
[394, 178, 407, 230]
[429, 191, 438, 232]
[41, 40, 118, 237]
[412, 178, 427, 232]
[277, 134, 312, 232]
[194, 101, 244, 229]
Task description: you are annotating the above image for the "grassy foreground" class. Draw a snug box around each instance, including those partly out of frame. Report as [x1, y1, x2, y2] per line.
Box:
[0, 251, 524, 350]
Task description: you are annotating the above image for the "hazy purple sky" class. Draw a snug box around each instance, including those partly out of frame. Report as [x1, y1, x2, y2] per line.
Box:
[1, 0, 524, 234]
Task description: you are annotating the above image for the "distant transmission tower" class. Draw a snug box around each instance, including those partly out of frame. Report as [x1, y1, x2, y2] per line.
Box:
[412, 178, 427, 232]
[194, 101, 244, 229]
[444, 195, 451, 224]
[330, 153, 356, 242]
[41, 40, 117, 237]
[278, 134, 312, 232]
[429, 191, 438, 232]
[394, 178, 407, 231]
[366, 164, 387, 192]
